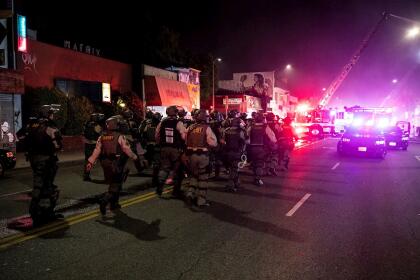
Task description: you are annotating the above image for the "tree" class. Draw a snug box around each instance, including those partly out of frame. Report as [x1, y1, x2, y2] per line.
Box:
[64, 96, 94, 135]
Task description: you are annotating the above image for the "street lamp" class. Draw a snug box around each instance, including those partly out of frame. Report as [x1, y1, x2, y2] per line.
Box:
[212, 57, 222, 111]
[406, 26, 420, 39]
[285, 64, 292, 70]
[392, 79, 398, 84]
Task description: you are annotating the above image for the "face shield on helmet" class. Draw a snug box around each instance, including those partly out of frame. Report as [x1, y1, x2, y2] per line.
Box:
[105, 117, 120, 131]
[91, 113, 105, 122]
[39, 104, 60, 119]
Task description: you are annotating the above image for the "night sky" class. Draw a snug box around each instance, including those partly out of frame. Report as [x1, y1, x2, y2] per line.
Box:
[17, 0, 420, 108]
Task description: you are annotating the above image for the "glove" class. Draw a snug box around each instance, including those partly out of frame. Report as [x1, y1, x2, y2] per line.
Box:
[136, 155, 148, 169]
[86, 162, 94, 172]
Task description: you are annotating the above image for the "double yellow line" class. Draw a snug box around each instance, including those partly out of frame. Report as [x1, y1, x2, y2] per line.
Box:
[0, 188, 172, 250]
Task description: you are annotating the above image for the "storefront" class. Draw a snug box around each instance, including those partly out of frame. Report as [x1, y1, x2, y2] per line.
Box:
[0, 68, 24, 150]
[215, 89, 262, 116]
[17, 39, 132, 103]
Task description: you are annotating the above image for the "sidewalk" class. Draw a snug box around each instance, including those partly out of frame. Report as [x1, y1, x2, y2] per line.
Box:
[15, 151, 85, 169]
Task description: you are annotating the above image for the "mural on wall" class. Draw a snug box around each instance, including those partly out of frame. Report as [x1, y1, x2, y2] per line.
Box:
[1, 121, 14, 144]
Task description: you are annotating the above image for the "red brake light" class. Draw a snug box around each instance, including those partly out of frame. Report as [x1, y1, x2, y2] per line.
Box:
[6, 152, 14, 158]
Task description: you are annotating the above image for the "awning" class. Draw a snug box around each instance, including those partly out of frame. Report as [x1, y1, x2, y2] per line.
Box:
[144, 76, 192, 111]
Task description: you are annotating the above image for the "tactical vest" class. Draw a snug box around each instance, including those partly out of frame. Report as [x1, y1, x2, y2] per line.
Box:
[268, 122, 281, 140]
[101, 131, 122, 158]
[26, 119, 56, 156]
[159, 118, 182, 148]
[145, 122, 157, 145]
[224, 127, 243, 152]
[84, 121, 101, 141]
[187, 124, 208, 149]
[250, 123, 266, 146]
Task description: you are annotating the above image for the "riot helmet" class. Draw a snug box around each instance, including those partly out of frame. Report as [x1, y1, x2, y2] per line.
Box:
[265, 112, 275, 122]
[105, 117, 120, 131]
[39, 104, 60, 119]
[166, 105, 178, 117]
[228, 109, 239, 119]
[121, 109, 134, 120]
[90, 113, 105, 122]
[255, 112, 265, 123]
[196, 109, 209, 123]
[177, 107, 187, 118]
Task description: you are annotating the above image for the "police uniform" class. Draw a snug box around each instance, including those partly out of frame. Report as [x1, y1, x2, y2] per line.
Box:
[83, 115, 103, 181]
[221, 118, 246, 191]
[246, 115, 277, 186]
[141, 114, 162, 187]
[209, 116, 223, 178]
[185, 112, 217, 206]
[26, 106, 62, 225]
[88, 117, 140, 215]
[119, 110, 143, 173]
[266, 114, 282, 176]
[278, 119, 297, 170]
[155, 112, 186, 196]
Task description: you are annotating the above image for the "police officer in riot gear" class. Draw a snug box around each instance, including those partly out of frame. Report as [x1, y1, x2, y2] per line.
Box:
[26, 105, 63, 226]
[265, 112, 282, 176]
[185, 109, 218, 207]
[178, 107, 192, 128]
[209, 111, 224, 178]
[278, 116, 298, 171]
[246, 112, 277, 186]
[83, 113, 104, 181]
[139, 109, 154, 142]
[141, 112, 162, 186]
[119, 109, 143, 173]
[220, 117, 246, 192]
[86, 116, 143, 215]
[155, 106, 186, 196]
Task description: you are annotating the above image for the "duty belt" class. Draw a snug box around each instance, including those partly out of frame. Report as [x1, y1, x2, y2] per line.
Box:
[101, 154, 121, 160]
[186, 147, 209, 154]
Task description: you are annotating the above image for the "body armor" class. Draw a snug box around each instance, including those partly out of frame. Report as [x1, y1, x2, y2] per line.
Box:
[101, 131, 122, 159]
[250, 123, 266, 146]
[187, 124, 208, 149]
[27, 119, 58, 156]
[224, 127, 243, 152]
[159, 118, 182, 148]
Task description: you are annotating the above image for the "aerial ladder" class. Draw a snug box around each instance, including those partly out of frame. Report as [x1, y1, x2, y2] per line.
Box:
[319, 12, 420, 108]
[319, 12, 388, 108]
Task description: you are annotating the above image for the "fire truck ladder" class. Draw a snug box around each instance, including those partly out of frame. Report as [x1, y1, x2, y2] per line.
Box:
[319, 12, 389, 108]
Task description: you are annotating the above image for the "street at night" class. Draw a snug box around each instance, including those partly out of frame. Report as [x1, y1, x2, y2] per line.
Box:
[1, 138, 420, 279]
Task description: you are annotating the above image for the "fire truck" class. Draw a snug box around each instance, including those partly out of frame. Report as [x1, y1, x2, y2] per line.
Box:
[293, 104, 337, 139]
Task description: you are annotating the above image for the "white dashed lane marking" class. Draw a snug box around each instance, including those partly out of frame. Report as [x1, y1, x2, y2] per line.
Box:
[286, 193, 312, 217]
[331, 162, 340, 170]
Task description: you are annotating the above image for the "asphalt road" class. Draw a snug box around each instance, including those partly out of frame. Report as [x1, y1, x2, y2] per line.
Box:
[0, 138, 420, 280]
